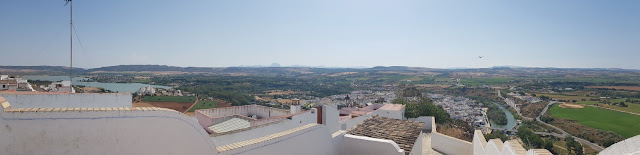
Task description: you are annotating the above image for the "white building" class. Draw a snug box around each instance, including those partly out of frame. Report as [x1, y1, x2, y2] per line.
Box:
[136, 86, 156, 95]
[46, 81, 74, 93]
[0, 80, 17, 91]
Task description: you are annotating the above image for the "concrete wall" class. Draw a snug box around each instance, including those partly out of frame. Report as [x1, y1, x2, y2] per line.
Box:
[338, 134, 404, 155]
[431, 132, 473, 155]
[600, 134, 640, 155]
[0, 93, 132, 108]
[0, 107, 217, 155]
[212, 109, 318, 146]
[219, 125, 335, 155]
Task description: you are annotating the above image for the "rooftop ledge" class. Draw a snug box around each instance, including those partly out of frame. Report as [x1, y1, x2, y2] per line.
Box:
[216, 123, 318, 153]
[0, 96, 175, 113]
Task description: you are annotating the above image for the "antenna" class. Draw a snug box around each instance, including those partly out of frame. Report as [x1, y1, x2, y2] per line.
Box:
[66, 0, 73, 93]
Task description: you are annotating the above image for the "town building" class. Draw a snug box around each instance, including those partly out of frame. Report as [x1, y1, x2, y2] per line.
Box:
[0, 75, 34, 91]
[45, 80, 74, 93]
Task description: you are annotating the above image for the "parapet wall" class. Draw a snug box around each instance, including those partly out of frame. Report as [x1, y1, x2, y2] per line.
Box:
[472, 130, 547, 155]
[432, 132, 473, 155]
[212, 109, 318, 146]
[338, 134, 405, 155]
[600, 134, 640, 155]
[0, 98, 217, 155]
[196, 105, 289, 119]
[196, 105, 291, 128]
[0, 93, 132, 108]
[217, 124, 334, 155]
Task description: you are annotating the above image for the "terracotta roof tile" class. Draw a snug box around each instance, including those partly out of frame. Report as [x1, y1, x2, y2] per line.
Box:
[347, 115, 424, 155]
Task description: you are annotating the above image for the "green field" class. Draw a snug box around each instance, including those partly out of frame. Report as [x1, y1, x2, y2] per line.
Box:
[550, 104, 640, 138]
[188, 100, 218, 112]
[142, 96, 196, 103]
[460, 78, 512, 86]
[576, 99, 640, 114]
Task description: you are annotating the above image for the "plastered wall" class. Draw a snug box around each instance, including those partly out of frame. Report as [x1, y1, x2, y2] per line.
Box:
[0, 107, 217, 155]
[1, 93, 132, 108]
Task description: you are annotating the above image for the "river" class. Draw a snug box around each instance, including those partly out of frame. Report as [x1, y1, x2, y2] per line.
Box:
[490, 102, 517, 130]
[23, 76, 172, 93]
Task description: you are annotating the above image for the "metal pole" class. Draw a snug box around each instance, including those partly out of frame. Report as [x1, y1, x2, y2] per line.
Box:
[70, 0, 73, 92]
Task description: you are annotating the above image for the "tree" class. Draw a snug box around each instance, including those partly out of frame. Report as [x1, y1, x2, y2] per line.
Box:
[394, 97, 451, 123]
[565, 136, 584, 155]
[543, 139, 554, 153]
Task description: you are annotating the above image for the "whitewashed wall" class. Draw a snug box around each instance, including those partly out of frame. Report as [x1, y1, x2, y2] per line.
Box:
[375, 109, 404, 120]
[0, 109, 217, 155]
[338, 134, 404, 155]
[600, 134, 640, 155]
[408, 132, 424, 155]
[432, 132, 473, 155]
[212, 109, 318, 146]
[323, 105, 340, 133]
[1, 93, 132, 108]
[219, 125, 334, 155]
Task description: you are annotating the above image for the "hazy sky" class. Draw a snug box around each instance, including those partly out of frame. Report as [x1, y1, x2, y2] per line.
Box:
[1, 0, 639, 69]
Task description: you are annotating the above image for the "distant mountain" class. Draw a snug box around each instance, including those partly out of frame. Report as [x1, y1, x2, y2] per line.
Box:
[0, 66, 86, 75]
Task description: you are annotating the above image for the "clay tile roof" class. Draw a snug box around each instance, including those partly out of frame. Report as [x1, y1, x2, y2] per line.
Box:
[347, 115, 425, 155]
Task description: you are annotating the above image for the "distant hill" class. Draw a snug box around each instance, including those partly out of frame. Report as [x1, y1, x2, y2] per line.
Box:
[1, 65, 637, 77]
[0, 66, 86, 75]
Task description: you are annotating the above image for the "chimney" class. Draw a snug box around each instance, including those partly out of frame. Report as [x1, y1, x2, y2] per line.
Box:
[290, 99, 301, 114]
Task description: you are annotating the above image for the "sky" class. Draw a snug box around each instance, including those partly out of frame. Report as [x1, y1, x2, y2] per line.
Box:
[1, 0, 639, 69]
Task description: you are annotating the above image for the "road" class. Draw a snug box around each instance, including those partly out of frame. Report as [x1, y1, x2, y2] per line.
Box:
[536, 101, 605, 151]
[494, 90, 606, 151]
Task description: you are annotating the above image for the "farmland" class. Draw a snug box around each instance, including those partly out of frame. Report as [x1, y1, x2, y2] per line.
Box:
[141, 96, 196, 103]
[188, 100, 219, 112]
[586, 86, 640, 91]
[459, 78, 513, 86]
[550, 104, 640, 138]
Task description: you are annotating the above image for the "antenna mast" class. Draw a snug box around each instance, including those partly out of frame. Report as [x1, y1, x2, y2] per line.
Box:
[69, 0, 73, 92]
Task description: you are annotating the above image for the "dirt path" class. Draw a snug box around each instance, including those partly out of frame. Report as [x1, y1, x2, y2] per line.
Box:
[554, 144, 568, 151]
[184, 96, 199, 113]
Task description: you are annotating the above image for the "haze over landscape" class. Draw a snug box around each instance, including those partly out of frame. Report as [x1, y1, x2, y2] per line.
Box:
[2, 0, 640, 69]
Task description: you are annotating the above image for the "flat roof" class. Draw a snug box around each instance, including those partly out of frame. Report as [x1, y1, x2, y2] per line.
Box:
[348, 115, 424, 155]
[208, 118, 251, 134]
[378, 104, 405, 111]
